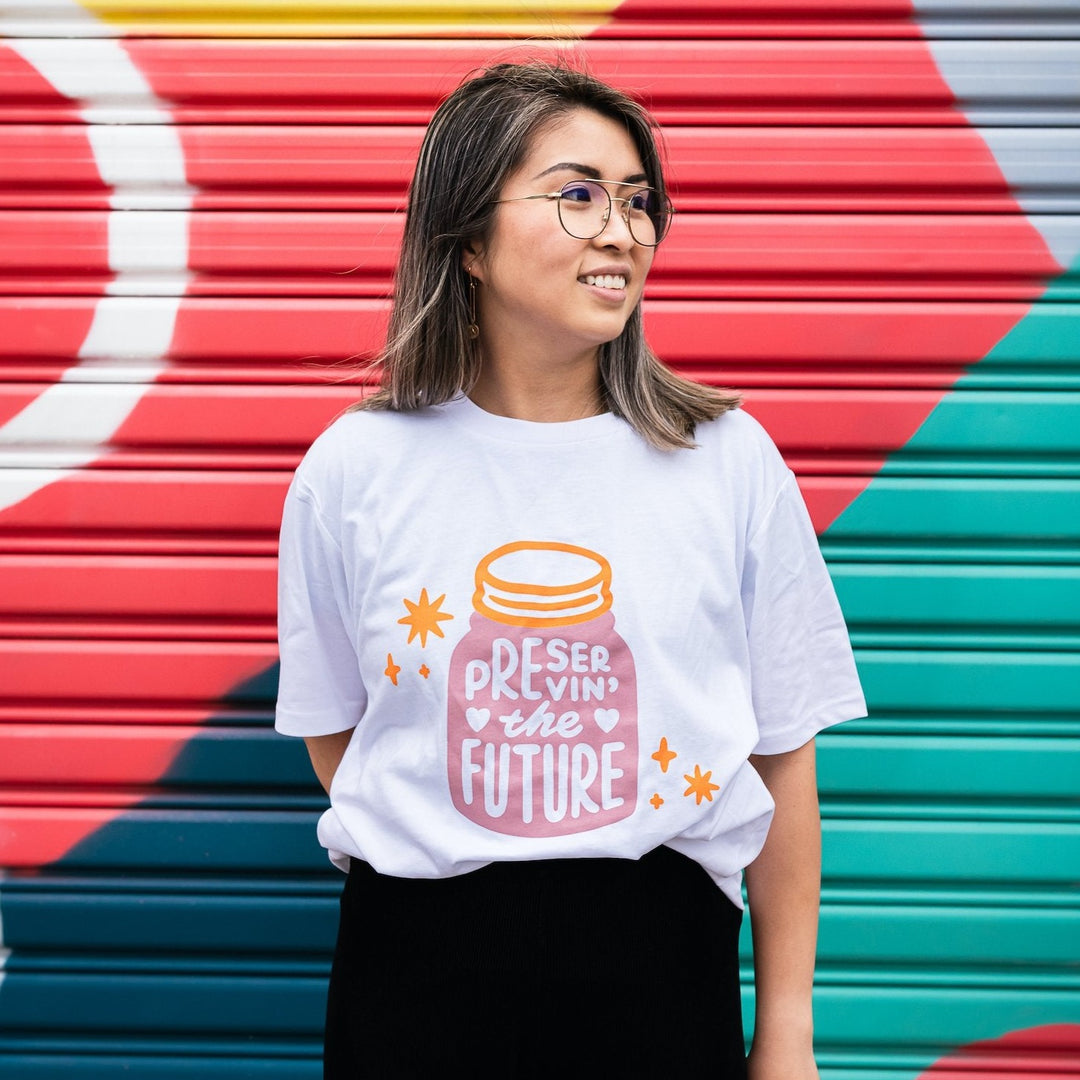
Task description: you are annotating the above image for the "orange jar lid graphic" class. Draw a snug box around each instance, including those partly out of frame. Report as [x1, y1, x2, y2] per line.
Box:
[473, 541, 613, 628]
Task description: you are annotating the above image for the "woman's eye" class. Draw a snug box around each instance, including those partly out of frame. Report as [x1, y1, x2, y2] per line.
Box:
[628, 190, 653, 213]
[560, 183, 597, 204]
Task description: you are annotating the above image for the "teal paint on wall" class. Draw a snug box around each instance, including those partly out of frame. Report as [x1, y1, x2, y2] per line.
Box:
[818, 250, 1080, 1073]
[971, 302, 1080, 368]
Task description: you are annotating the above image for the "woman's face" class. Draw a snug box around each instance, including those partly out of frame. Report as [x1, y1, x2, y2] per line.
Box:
[468, 107, 656, 365]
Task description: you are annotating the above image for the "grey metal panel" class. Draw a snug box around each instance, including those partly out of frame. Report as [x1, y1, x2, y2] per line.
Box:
[927, 39, 1080, 124]
[914, 0, 1080, 37]
[974, 127, 1080, 215]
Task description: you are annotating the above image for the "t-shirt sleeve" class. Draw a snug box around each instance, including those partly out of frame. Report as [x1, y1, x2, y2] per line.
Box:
[275, 474, 367, 737]
[742, 472, 867, 755]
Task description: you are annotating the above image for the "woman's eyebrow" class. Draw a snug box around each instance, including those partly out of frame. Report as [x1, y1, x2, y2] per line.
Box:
[532, 162, 649, 185]
[533, 161, 598, 179]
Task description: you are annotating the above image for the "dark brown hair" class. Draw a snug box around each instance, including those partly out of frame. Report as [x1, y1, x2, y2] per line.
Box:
[353, 59, 739, 448]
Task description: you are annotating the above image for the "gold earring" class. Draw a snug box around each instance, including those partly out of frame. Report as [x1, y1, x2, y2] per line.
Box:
[467, 271, 479, 339]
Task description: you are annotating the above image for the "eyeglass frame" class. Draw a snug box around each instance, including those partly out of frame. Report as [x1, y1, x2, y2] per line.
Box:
[494, 178, 675, 248]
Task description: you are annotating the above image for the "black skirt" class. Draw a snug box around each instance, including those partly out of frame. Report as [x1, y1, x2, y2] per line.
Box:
[324, 844, 748, 1078]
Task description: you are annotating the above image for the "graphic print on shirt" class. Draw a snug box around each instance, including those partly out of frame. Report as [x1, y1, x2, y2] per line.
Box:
[446, 541, 638, 837]
[646, 736, 721, 811]
[389, 587, 455, 685]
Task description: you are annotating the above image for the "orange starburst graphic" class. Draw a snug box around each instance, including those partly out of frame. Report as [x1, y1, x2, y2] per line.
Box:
[398, 588, 454, 647]
[649, 793, 664, 810]
[683, 765, 719, 806]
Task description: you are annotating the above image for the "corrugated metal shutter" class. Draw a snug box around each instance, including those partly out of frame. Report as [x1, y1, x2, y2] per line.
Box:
[1, 3, 1077, 1076]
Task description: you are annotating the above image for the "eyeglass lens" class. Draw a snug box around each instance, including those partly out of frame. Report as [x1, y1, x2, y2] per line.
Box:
[556, 181, 671, 246]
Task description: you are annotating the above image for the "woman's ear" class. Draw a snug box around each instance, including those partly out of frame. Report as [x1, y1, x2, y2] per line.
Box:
[461, 241, 485, 281]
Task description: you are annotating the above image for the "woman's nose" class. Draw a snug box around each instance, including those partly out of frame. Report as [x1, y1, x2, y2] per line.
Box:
[596, 201, 636, 248]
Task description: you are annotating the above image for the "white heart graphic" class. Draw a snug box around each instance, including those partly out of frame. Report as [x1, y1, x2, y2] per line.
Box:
[466, 707, 491, 733]
[593, 708, 619, 734]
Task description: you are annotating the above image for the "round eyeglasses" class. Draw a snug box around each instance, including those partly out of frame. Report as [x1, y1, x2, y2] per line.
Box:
[496, 179, 674, 247]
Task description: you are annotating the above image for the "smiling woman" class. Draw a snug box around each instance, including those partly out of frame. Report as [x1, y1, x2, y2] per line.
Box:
[465, 109, 658, 418]
[274, 59, 866, 1080]
[349, 60, 738, 442]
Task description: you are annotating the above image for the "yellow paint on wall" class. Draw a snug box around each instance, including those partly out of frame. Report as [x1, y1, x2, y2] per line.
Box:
[72, 0, 620, 37]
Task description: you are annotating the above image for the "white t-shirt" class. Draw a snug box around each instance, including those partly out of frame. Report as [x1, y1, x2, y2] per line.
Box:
[275, 395, 866, 906]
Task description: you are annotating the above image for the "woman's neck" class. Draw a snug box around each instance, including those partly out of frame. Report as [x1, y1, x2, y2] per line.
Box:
[468, 350, 606, 423]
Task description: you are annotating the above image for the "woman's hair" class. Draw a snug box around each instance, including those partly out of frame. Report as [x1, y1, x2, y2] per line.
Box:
[352, 58, 740, 449]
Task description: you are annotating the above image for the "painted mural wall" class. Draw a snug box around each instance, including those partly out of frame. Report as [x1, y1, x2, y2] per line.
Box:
[0, 1, 1078, 1076]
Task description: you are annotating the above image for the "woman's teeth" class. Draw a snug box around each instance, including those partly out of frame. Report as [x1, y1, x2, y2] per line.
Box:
[582, 274, 626, 290]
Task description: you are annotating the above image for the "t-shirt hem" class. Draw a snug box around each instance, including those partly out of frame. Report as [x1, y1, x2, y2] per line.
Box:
[274, 714, 358, 738]
[751, 697, 867, 756]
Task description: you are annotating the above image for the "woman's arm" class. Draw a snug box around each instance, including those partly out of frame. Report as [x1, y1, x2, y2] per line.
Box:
[743, 737, 822, 1080]
[303, 730, 354, 795]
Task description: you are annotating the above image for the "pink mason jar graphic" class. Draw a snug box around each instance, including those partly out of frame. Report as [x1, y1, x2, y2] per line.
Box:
[448, 541, 638, 837]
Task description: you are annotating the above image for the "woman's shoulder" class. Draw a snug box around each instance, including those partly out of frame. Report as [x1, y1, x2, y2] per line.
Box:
[289, 405, 422, 494]
[694, 405, 786, 470]
[302, 403, 439, 460]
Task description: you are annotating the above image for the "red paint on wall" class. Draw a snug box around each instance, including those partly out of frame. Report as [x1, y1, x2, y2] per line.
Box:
[663, 126, 1038, 214]
[917, 1024, 1080, 1078]
[0, 470, 288, 540]
[0, 300, 102, 368]
[116, 39, 970, 126]
[0, 210, 114, 294]
[0, 639, 277, 705]
[0, 806, 151, 868]
[609, 0, 918, 22]
[0, 725, 209, 788]
[591, 0, 924, 40]
[742, 389, 943, 450]
[646, 301, 1038, 385]
[169, 125, 1037, 216]
[0, 125, 113, 210]
[165, 296, 388, 368]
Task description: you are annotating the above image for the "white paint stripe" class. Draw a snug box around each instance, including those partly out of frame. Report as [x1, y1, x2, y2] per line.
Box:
[88, 125, 196, 208]
[0, 450, 127, 469]
[105, 212, 192, 295]
[108, 212, 187, 271]
[0, 1, 110, 37]
[7, 39, 170, 121]
[0, 379, 169, 473]
[76, 297, 182, 360]
[0, 298, 177, 484]
[0, 383, 144, 445]
[0, 347, 171, 485]
[103, 274, 193, 298]
[89, 125, 191, 188]
[0, 33, 192, 514]
[53, 356, 173, 384]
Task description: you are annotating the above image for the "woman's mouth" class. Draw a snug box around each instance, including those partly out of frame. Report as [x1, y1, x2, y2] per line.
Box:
[580, 274, 627, 290]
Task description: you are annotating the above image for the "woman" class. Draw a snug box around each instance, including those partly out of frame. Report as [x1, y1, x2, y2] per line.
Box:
[276, 60, 866, 1078]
